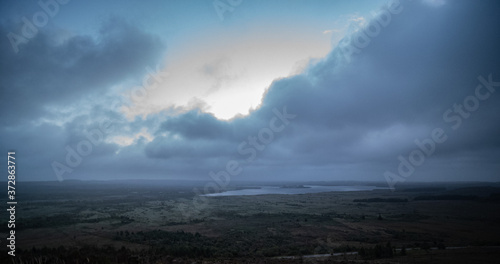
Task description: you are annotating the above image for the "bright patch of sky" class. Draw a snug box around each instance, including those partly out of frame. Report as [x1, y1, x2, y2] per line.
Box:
[33, 0, 386, 120]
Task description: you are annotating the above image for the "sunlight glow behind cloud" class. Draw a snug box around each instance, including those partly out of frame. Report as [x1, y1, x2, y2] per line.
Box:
[110, 128, 154, 147]
[123, 27, 332, 120]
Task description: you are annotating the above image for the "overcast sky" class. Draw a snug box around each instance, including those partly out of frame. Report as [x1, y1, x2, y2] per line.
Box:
[1, 0, 499, 184]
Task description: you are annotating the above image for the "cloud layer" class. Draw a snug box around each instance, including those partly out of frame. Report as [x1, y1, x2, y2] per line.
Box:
[1, 0, 499, 183]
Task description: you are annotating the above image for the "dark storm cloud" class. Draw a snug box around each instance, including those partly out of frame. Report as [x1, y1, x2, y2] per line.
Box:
[1, 0, 499, 182]
[0, 17, 165, 126]
[252, 0, 500, 180]
[0, 16, 166, 180]
[105, 0, 500, 182]
[202, 0, 500, 181]
[159, 110, 234, 140]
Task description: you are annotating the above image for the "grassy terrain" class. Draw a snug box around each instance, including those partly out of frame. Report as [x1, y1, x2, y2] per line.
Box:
[1, 180, 500, 263]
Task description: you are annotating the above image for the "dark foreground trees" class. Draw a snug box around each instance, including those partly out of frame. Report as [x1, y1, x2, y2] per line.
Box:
[358, 242, 394, 260]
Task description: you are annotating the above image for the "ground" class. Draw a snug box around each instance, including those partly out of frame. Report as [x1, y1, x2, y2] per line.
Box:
[1, 180, 499, 263]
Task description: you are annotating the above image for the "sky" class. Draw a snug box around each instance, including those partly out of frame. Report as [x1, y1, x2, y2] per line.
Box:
[0, 0, 499, 185]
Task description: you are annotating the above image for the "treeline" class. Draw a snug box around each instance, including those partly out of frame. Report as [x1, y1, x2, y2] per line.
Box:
[399, 187, 446, 192]
[414, 193, 500, 201]
[115, 229, 298, 258]
[358, 242, 394, 259]
[354, 198, 408, 203]
[13, 214, 134, 230]
[414, 195, 478, 201]
[0, 244, 226, 264]
[115, 230, 214, 258]
[354, 193, 500, 203]
[0, 234, 360, 263]
[0, 245, 157, 264]
[113, 229, 365, 258]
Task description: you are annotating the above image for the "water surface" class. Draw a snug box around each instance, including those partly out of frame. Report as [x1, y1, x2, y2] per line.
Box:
[202, 185, 387, 196]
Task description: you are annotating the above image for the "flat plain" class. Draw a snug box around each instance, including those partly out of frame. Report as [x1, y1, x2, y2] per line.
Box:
[1, 180, 500, 263]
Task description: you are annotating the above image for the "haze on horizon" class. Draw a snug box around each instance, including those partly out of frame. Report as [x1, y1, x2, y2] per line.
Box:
[0, 0, 499, 184]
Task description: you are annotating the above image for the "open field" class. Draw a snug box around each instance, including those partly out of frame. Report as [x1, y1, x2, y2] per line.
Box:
[1, 180, 500, 263]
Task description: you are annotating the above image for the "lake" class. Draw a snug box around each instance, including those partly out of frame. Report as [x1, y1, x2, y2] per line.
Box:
[202, 185, 388, 196]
